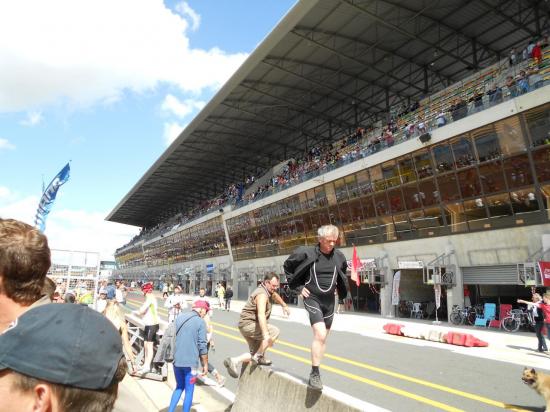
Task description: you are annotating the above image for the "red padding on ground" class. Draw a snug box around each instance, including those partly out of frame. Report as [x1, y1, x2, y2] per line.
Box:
[383, 323, 405, 336]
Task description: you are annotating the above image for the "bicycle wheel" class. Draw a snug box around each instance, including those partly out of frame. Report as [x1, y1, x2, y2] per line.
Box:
[502, 317, 520, 332]
[466, 309, 477, 325]
[449, 312, 462, 325]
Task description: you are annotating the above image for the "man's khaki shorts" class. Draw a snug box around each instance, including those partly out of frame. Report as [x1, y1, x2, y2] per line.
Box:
[238, 322, 280, 354]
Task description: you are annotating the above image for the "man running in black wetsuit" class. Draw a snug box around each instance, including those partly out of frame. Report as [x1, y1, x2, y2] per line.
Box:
[283, 225, 349, 390]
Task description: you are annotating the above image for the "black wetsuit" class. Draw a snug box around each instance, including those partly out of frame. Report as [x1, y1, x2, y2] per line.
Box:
[284, 244, 349, 329]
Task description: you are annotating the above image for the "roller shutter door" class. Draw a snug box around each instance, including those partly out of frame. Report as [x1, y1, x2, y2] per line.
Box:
[461, 265, 518, 285]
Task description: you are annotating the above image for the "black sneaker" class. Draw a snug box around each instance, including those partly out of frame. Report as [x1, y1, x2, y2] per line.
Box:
[308, 372, 323, 391]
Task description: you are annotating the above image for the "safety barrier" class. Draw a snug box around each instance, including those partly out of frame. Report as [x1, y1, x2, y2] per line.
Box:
[383, 323, 489, 347]
[125, 313, 168, 381]
[231, 364, 387, 412]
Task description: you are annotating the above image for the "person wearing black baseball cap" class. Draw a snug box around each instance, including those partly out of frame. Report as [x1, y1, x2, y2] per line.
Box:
[0, 303, 127, 412]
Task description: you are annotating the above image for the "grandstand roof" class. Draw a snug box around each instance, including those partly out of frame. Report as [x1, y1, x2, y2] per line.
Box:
[107, 0, 549, 228]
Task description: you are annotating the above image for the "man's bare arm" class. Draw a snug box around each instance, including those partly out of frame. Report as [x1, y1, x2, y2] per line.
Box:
[255, 294, 270, 338]
[272, 292, 290, 317]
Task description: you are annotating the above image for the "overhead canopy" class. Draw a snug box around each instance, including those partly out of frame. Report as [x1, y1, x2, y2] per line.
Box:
[107, 0, 549, 227]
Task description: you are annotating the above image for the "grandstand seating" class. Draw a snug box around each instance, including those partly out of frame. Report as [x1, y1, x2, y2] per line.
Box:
[116, 43, 550, 253]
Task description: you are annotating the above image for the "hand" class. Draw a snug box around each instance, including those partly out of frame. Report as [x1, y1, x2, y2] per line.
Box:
[300, 287, 310, 299]
[282, 306, 290, 318]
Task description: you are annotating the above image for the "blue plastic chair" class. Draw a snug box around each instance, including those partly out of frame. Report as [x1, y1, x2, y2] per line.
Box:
[474, 303, 496, 327]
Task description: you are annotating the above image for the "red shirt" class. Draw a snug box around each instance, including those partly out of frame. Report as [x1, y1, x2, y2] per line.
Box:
[540, 302, 550, 323]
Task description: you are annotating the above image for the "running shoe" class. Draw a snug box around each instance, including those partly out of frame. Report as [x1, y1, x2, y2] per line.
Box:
[223, 357, 239, 378]
[251, 354, 272, 366]
[308, 372, 323, 391]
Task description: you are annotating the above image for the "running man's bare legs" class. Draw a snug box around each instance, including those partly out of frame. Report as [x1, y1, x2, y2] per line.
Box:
[311, 322, 329, 367]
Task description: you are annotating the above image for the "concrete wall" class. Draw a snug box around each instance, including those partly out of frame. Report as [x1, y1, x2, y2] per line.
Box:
[231, 364, 385, 412]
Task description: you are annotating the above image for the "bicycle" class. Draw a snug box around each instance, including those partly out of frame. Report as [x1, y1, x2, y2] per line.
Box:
[502, 308, 534, 332]
[449, 305, 477, 325]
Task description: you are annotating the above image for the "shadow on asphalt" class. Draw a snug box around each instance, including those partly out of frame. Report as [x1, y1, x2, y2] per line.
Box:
[503, 404, 544, 412]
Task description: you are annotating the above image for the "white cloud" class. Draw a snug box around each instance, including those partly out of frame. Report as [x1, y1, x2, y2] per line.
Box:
[0, 186, 12, 199]
[175, 1, 201, 31]
[0, 0, 248, 112]
[161, 94, 206, 118]
[20, 111, 43, 126]
[0, 191, 139, 260]
[163, 121, 187, 146]
[0, 138, 15, 151]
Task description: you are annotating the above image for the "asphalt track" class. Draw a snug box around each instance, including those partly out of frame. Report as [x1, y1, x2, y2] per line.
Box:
[125, 294, 546, 412]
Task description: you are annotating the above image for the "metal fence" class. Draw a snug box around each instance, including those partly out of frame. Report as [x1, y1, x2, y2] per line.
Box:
[46, 249, 100, 303]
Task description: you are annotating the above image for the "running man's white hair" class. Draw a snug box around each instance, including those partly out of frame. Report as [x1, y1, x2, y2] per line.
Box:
[317, 225, 339, 238]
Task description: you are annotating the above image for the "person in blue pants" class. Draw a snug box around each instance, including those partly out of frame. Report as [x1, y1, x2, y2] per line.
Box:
[168, 300, 210, 412]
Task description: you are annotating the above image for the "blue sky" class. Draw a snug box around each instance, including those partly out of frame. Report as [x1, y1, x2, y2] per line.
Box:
[0, 0, 296, 259]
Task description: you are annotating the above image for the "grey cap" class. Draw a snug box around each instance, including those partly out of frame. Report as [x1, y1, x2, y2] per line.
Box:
[0, 303, 123, 390]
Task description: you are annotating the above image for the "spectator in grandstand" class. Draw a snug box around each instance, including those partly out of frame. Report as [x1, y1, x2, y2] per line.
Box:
[168, 300, 209, 412]
[104, 300, 136, 371]
[0, 218, 51, 333]
[225, 286, 234, 311]
[96, 287, 108, 313]
[0, 303, 126, 412]
[417, 117, 427, 135]
[224, 274, 289, 380]
[517, 70, 530, 95]
[133, 282, 159, 374]
[436, 110, 447, 128]
[505, 75, 518, 98]
[470, 89, 484, 112]
[451, 97, 467, 121]
[165, 285, 188, 323]
[284, 225, 349, 391]
[532, 40, 542, 65]
[486, 83, 503, 105]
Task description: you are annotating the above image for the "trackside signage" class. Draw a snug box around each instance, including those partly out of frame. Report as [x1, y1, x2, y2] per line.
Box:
[398, 261, 424, 269]
[538, 261, 550, 287]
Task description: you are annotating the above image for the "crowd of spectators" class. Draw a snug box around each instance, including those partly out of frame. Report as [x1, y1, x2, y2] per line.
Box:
[118, 37, 549, 253]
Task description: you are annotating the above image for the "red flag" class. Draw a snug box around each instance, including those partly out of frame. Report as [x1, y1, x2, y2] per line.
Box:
[351, 245, 361, 287]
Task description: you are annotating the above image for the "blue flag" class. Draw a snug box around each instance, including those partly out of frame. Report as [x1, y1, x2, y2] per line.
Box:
[34, 163, 71, 232]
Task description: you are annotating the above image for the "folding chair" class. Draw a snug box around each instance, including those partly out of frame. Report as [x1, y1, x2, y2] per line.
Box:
[474, 303, 496, 327]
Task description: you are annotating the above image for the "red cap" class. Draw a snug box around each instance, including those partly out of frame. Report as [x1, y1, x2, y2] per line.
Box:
[141, 283, 153, 294]
[193, 300, 210, 311]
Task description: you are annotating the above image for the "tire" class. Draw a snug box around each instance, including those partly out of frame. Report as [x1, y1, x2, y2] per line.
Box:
[466, 309, 477, 325]
[449, 312, 462, 325]
[502, 317, 520, 332]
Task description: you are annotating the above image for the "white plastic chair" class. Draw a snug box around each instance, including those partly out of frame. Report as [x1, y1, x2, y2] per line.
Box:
[411, 303, 423, 319]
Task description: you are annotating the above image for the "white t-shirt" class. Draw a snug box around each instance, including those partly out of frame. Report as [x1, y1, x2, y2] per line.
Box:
[139, 294, 159, 326]
[164, 294, 188, 317]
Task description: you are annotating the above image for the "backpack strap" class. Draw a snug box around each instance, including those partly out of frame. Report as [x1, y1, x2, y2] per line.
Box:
[175, 312, 199, 337]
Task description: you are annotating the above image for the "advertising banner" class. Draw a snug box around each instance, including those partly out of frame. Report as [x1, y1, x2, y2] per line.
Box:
[538, 261, 550, 287]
